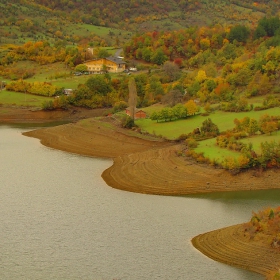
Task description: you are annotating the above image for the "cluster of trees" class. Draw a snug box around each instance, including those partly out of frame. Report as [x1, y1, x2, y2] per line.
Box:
[0, 41, 84, 67]
[244, 207, 280, 243]
[214, 115, 280, 170]
[233, 115, 280, 136]
[0, 65, 35, 80]
[150, 101, 198, 122]
[179, 118, 220, 144]
[216, 133, 246, 152]
[6, 80, 62, 97]
[187, 137, 280, 171]
[219, 97, 252, 112]
[123, 16, 280, 106]
[0, 0, 109, 46]
[0, 41, 113, 68]
[8, 0, 279, 30]
[183, 114, 280, 171]
[255, 95, 280, 111]
[42, 95, 68, 110]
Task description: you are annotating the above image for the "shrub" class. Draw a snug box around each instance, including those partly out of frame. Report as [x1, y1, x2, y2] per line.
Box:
[121, 115, 134, 128]
[185, 138, 198, 148]
[42, 100, 54, 110]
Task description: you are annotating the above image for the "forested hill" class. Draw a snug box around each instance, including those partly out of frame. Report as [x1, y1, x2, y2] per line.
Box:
[5, 0, 280, 31]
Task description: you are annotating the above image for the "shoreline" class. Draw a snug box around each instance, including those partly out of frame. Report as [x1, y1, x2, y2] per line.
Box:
[2, 107, 280, 279]
[192, 225, 280, 279]
[22, 116, 280, 196]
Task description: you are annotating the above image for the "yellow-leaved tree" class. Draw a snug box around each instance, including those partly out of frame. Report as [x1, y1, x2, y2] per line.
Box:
[185, 100, 199, 116]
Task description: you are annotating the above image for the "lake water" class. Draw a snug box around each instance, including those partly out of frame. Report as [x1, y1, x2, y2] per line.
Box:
[1, 125, 278, 279]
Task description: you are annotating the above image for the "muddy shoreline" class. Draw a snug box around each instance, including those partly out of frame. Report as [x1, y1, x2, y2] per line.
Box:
[3, 107, 280, 279]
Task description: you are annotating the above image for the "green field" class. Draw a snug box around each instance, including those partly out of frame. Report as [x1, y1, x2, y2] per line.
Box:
[240, 133, 279, 153]
[194, 138, 241, 162]
[0, 90, 52, 107]
[193, 133, 280, 162]
[136, 107, 280, 140]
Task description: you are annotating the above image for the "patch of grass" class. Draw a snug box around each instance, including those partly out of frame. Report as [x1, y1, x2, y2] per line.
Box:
[136, 107, 280, 140]
[140, 104, 165, 115]
[194, 138, 241, 163]
[0, 90, 52, 107]
[240, 133, 280, 153]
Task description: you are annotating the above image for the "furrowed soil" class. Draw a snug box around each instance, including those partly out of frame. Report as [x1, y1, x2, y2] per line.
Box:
[192, 225, 280, 279]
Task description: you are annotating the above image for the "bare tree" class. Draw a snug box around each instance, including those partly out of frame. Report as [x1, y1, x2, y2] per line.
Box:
[162, 89, 183, 106]
[128, 77, 137, 122]
[162, 61, 180, 82]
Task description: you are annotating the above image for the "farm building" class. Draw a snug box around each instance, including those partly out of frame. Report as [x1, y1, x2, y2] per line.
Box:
[125, 108, 147, 119]
[83, 56, 126, 73]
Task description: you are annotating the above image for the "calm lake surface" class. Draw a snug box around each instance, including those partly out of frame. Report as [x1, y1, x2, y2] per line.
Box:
[1, 125, 278, 279]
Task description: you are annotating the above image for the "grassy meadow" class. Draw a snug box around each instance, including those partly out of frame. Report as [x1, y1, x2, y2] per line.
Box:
[193, 138, 241, 162]
[136, 106, 280, 163]
[136, 107, 280, 139]
[0, 90, 53, 107]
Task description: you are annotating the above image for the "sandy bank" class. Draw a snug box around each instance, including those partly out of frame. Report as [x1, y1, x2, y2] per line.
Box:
[0, 106, 107, 123]
[22, 117, 280, 195]
[192, 225, 280, 279]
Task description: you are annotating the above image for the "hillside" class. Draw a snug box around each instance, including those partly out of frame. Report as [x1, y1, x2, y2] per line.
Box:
[1, 0, 280, 46]
[0, 1, 132, 46]
[28, 0, 280, 29]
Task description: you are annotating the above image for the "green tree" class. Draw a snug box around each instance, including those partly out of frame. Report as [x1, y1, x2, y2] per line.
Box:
[85, 75, 112, 96]
[228, 25, 250, 43]
[74, 64, 88, 72]
[172, 103, 188, 119]
[151, 48, 167, 65]
[257, 17, 280, 37]
[200, 118, 219, 136]
[247, 118, 259, 136]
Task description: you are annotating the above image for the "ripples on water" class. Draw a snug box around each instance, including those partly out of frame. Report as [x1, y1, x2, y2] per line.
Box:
[0, 126, 269, 279]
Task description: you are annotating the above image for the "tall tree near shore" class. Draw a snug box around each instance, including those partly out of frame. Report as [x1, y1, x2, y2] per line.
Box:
[128, 77, 137, 122]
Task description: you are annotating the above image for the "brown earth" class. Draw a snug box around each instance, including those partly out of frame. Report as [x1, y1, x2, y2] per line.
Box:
[0, 106, 108, 123]
[192, 225, 280, 279]
[3, 107, 280, 279]
[21, 113, 280, 196]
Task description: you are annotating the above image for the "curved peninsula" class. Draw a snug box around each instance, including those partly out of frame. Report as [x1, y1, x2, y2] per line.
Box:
[21, 116, 280, 279]
[192, 223, 280, 279]
[23, 117, 280, 196]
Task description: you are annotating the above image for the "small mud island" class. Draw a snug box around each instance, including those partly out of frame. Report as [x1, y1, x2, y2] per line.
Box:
[3, 107, 280, 279]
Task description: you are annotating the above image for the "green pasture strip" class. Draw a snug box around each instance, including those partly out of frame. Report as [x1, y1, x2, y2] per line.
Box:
[136, 107, 280, 140]
[50, 75, 89, 89]
[25, 63, 72, 83]
[194, 138, 241, 162]
[0, 90, 52, 107]
[208, 108, 280, 132]
[240, 133, 280, 153]
[140, 104, 165, 115]
[135, 116, 203, 139]
[79, 24, 131, 38]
